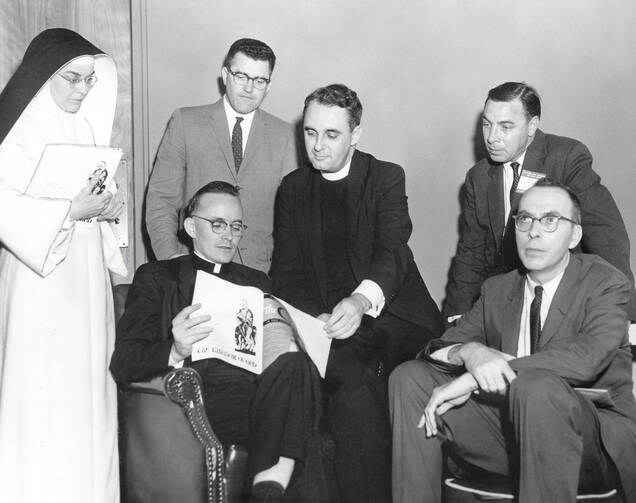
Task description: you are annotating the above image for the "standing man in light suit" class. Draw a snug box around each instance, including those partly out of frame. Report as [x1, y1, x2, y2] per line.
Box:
[146, 38, 298, 272]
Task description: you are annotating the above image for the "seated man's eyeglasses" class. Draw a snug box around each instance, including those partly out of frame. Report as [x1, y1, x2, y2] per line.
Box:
[512, 212, 579, 233]
[226, 68, 270, 90]
[58, 73, 98, 88]
[191, 215, 247, 236]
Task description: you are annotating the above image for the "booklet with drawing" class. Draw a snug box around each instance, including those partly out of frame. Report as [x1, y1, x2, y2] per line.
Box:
[191, 271, 331, 377]
[26, 143, 123, 198]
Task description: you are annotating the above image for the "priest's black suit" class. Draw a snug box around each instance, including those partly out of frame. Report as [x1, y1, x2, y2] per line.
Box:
[110, 255, 324, 497]
[270, 150, 444, 502]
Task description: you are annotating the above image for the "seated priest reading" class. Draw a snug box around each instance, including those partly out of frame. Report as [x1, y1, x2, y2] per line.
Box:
[110, 181, 323, 503]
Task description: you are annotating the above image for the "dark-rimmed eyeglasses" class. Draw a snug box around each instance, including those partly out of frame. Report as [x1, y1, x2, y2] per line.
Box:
[191, 215, 247, 236]
[226, 68, 270, 90]
[512, 212, 579, 233]
[58, 73, 98, 88]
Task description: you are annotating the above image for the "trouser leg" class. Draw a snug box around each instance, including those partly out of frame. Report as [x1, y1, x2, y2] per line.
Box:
[509, 370, 617, 503]
[249, 352, 322, 477]
[324, 327, 390, 503]
[389, 361, 511, 503]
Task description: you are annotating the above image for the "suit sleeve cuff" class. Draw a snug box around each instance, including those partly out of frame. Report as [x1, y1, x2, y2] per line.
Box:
[430, 343, 462, 363]
[353, 279, 385, 318]
[416, 340, 465, 375]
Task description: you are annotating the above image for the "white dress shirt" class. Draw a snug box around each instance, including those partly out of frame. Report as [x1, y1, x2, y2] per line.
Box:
[502, 150, 528, 222]
[223, 95, 255, 154]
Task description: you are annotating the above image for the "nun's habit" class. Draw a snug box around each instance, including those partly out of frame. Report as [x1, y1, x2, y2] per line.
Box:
[0, 29, 123, 502]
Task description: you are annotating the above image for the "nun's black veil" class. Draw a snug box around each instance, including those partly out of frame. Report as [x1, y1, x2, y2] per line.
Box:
[0, 28, 103, 145]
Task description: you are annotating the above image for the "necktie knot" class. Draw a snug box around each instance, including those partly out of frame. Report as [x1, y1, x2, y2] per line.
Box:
[510, 161, 521, 199]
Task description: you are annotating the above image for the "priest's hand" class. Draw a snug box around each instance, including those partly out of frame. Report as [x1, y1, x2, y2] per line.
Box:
[323, 293, 371, 340]
[170, 303, 213, 362]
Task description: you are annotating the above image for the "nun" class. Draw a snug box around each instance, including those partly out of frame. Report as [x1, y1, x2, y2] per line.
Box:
[0, 28, 125, 502]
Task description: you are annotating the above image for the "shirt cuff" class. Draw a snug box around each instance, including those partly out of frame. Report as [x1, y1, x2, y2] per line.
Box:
[353, 279, 385, 318]
[430, 343, 462, 363]
[168, 346, 185, 368]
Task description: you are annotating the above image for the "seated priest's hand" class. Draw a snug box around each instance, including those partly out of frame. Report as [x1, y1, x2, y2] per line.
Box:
[449, 342, 516, 394]
[323, 293, 371, 340]
[170, 303, 213, 362]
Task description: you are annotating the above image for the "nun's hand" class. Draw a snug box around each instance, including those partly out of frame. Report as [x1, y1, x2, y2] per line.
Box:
[97, 189, 125, 221]
[69, 181, 112, 221]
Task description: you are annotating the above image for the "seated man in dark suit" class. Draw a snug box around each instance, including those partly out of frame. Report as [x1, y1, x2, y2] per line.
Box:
[444, 82, 635, 325]
[270, 84, 443, 502]
[390, 179, 636, 503]
[110, 181, 322, 503]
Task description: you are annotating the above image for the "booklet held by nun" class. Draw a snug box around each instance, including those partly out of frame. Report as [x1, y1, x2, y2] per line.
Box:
[191, 270, 331, 377]
[27, 143, 123, 198]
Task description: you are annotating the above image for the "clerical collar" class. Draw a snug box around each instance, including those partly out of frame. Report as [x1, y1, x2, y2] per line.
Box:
[193, 251, 222, 274]
[321, 158, 352, 181]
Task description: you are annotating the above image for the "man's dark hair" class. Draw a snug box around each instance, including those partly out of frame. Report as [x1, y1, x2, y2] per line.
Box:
[185, 181, 241, 218]
[529, 177, 581, 223]
[486, 82, 541, 119]
[303, 84, 363, 130]
[223, 38, 276, 73]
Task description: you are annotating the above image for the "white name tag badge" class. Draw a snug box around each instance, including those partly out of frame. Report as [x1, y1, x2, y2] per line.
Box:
[516, 170, 545, 193]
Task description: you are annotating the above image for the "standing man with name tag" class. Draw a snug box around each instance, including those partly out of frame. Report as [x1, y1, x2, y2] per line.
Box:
[146, 38, 298, 273]
[444, 81, 635, 324]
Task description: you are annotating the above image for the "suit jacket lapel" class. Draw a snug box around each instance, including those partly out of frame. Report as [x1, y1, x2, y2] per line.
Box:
[177, 256, 197, 306]
[486, 162, 505, 252]
[345, 150, 366, 261]
[240, 109, 263, 178]
[520, 129, 548, 178]
[539, 254, 583, 348]
[501, 273, 525, 355]
[210, 99, 237, 181]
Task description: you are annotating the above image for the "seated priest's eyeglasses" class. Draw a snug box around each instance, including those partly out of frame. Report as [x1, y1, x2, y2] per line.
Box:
[191, 215, 247, 236]
[512, 212, 579, 233]
[58, 72, 98, 88]
[225, 68, 270, 90]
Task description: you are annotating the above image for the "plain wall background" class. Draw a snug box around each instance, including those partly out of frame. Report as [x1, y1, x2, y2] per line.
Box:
[140, 0, 636, 308]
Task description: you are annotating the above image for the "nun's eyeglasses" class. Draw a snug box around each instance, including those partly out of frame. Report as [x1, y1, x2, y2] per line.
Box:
[58, 73, 98, 88]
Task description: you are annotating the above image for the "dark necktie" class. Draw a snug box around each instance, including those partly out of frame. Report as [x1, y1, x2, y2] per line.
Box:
[529, 285, 543, 354]
[501, 161, 523, 270]
[231, 117, 244, 172]
[509, 161, 521, 207]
